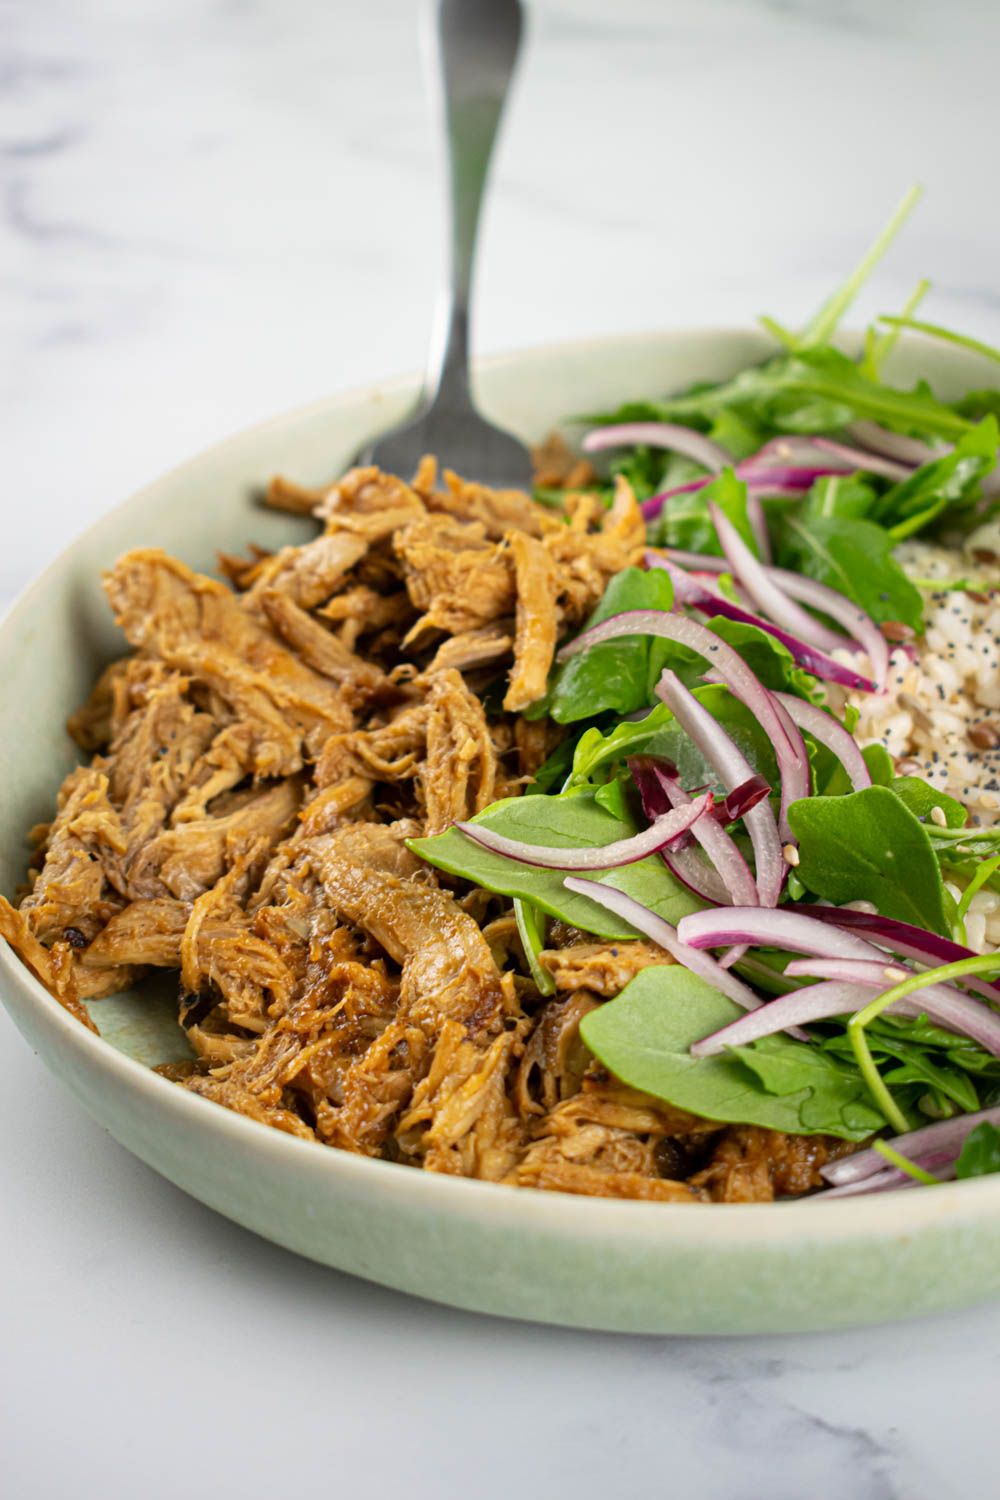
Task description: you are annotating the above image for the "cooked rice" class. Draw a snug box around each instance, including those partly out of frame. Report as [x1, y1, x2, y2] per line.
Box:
[826, 522, 1000, 951]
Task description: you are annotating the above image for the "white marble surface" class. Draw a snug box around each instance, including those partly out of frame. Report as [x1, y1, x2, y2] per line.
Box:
[3, 1, 1000, 1494]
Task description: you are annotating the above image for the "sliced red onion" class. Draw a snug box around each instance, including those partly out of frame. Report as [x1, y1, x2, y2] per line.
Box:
[846, 420, 941, 467]
[640, 463, 844, 522]
[772, 692, 872, 791]
[454, 793, 712, 872]
[810, 437, 913, 482]
[677, 906, 883, 960]
[721, 775, 772, 822]
[818, 1161, 958, 1197]
[647, 548, 889, 692]
[662, 844, 733, 906]
[561, 876, 764, 1012]
[660, 771, 760, 908]
[751, 436, 856, 470]
[656, 550, 727, 573]
[766, 568, 889, 692]
[582, 422, 730, 472]
[645, 554, 878, 692]
[783, 958, 1000, 1056]
[689, 980, 882, 1057]
[709, 505, 852, 656]
[821, 1104, 1000, 1187]
[627, 757, 730, 903]
[745, 491, 772, 564]
[788, 905, 1000, 1001]
[655, 669, 785, 907]
[557, 607, 813, 843]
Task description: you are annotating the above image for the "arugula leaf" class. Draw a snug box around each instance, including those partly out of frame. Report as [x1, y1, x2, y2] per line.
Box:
[873, 418, 998, 540]
[877, 315, 1000, 370]
[788, 785, 950, 935]
[579, 967, 884, 1141]
[803, 473, 879, 523]
[658, 347, 972, 442]
[541, 567, 674, 724]
[793, 186, 922, 350]
[779, 511, 923, 630]
[955, 1122, 1000, 1178]
[408, 789, 702, 940]
[568, 688, 779, 798]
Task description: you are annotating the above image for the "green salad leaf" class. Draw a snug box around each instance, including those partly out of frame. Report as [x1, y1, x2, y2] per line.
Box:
[788, 785, 950, 935]
[579, 968, 884, 1141]
[777, 512, 924, 630]
[873, 417, 998, 539]
[538, 566, 673, 724]
[889, 777, 967, 828]
[568, 688, 779, 799]
[955, 1122, 1000, 1179]
[408, 789, 702, 940]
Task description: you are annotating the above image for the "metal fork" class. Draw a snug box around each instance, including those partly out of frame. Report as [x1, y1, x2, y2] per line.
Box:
[355, 0, 532, 490]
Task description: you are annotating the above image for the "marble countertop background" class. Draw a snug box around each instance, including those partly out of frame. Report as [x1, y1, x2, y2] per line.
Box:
[3, 2, 999, 1495]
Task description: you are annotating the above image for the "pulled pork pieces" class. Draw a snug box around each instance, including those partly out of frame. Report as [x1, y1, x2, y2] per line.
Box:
[2, 458, 831, 1202]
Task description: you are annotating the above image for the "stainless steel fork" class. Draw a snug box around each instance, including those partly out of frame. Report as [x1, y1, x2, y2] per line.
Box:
[356, 0, 532, 489]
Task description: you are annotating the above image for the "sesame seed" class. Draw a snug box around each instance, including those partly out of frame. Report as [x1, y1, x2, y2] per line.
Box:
[930, 805, 948, 826]
[782, 843, 800, 867]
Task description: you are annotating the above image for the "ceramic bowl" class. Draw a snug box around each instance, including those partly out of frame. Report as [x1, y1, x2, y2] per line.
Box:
[3, 327, 1000, 1335]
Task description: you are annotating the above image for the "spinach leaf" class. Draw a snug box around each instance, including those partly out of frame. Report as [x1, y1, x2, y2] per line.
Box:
[778, 512, 923, 630]
[955, 1122, 1000, 1179]
[408, 789, 702, 940]
[579, 967, 883, 1141]
[787, 785, 950, 935]
[542, 567, 674, 724]
[815, 741, 894, 798]
[889, 776, 967, 828]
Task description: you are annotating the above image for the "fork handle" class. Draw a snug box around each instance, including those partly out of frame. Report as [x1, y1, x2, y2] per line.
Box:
[424, 0, 524, 413]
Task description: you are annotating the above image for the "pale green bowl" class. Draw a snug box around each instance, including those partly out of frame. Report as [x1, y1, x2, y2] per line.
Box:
[3, 328, 1000, 1335]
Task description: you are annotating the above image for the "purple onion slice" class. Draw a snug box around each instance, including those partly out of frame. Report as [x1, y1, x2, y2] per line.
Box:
[558, 609, 812, 845]
[644, 553, 878, 692]
[654, 669, 784, 907]
[788, 905, 1000, 1001]
[810, 436, 913, 481]
[454, 793, 712, 871]
[710, 504, 851, 656]
[582, 422, 730, 472]
[677, 906, 883, 960]
[659, 769, 760, 908]
[689, 979, 881, 1057]
[821, 1104, 1000, 1187]
[561, 876, 763, 1012]
[783, 958, 1000, 1056]
[846, 420, 940, 467]
[772, 692, 872, 791]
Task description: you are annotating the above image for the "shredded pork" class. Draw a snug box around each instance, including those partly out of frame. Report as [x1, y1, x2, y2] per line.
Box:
[0, 456, 841, 1202]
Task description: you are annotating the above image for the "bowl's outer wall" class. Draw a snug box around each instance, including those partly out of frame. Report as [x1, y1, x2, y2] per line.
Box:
[4, 327, 1000, 1335]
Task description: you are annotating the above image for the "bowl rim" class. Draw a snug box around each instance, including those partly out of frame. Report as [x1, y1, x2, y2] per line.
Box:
[4, 321, 1000, 1242]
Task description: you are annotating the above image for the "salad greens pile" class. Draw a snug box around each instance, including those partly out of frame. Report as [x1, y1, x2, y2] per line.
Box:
[411, 190, 1000, 1193]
